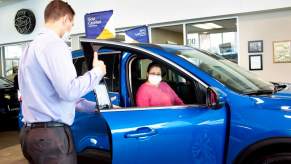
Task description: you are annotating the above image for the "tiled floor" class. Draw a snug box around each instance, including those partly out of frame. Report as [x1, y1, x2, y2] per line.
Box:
[0, 131, 28, 164]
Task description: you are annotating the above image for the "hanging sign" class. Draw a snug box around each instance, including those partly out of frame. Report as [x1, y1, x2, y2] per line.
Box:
[84, 10, 115, 39]
[125, 26, 149, 43]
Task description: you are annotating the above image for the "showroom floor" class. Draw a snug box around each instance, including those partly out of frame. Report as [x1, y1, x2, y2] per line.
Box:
[0, 130, 28, 164]
[0, 129, 106, 164]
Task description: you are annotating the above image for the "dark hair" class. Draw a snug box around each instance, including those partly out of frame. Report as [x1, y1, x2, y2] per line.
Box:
[147, 62, 162, 73]
[44, 0, 75, 23]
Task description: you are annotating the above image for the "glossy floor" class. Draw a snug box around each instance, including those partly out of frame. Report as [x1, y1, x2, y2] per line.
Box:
[0, 130, 107, 164]
[0, 130, 28, 164]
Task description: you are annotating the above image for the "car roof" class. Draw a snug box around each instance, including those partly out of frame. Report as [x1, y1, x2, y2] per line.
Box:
[72, 40, 194, 59]
[133, 43, 193, 54]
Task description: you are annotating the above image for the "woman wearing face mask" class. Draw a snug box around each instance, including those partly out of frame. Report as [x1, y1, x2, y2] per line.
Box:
[136, 62, 184, 107]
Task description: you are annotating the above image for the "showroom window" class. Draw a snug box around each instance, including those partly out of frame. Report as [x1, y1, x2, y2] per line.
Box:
[186, 18, 238, 63]
[3, 43, 29, 81]
[151, 24, 183, 45]
[0, 46, 3, 77]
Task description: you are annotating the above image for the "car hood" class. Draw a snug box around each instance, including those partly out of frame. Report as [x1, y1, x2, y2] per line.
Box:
[250, 84, 291, 111]
[0, 83, 13, 89]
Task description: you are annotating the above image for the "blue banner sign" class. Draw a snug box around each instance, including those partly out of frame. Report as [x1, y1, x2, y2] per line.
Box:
[125, 26, 149, 43]
[84, 10, 114, 39]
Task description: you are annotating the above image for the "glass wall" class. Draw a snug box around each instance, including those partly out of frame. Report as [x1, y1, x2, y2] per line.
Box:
[186, 19, 238, 63]
[151, 24, 183, 45]
[3, 43, 28, 81]
[0, 47, 3, 77]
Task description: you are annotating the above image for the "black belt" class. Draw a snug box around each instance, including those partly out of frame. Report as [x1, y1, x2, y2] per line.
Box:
[24, 122, 66, 128]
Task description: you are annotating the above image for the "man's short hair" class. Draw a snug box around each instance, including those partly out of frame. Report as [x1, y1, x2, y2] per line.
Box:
[44, 0, 75, 22]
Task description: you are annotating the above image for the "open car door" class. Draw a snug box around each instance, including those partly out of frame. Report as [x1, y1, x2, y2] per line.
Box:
[79, 39, 228, 164]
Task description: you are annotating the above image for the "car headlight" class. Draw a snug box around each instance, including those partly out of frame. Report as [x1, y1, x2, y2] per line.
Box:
[4, 94, 11, 100]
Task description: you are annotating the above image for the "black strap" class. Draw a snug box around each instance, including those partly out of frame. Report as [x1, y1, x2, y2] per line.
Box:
[25, 122, 66, 128]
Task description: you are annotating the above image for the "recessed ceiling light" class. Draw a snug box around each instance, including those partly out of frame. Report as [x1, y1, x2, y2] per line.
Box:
[193, 23, 223, 30]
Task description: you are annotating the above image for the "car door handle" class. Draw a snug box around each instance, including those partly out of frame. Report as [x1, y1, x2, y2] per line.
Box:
[124, 127, 157, 138]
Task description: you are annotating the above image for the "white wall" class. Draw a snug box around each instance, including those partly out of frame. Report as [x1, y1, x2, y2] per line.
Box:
[0, 0, 47, 44]
[238, 10, 291, 83]
[1, 0, 291, 44]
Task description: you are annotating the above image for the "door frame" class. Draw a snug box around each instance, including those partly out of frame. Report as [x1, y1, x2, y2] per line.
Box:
[80, 38, 208, 89]
[80, 38, 209, 108]
[125, 54, 208, 107]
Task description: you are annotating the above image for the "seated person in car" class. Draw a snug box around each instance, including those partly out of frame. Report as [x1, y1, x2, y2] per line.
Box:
[136, 62, 184, 107]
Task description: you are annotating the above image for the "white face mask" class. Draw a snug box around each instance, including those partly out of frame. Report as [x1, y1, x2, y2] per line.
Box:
[62, 31, 71, 41]
[148, 74, 162, 86]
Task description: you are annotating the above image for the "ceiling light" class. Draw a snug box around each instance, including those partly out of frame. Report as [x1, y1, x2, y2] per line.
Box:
[193, 23, 223, 30]
[193, 24, 212, 29]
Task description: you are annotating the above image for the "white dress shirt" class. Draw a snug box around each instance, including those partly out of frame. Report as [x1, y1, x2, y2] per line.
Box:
[18, 27, 104, 125]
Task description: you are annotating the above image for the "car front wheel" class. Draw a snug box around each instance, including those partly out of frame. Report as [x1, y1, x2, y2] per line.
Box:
[250, 152, 291, 164]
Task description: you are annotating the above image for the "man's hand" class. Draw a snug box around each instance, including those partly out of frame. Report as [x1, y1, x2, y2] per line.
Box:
[92, 52, 106, 75]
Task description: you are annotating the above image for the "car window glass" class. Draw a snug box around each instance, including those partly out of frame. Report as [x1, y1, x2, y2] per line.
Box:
[73, 57, 88, 76]
[178, 49, 274, 94]
[73, 52, 120, 93]
[99, 54, 120, 93]
[131, 58, 206, 106]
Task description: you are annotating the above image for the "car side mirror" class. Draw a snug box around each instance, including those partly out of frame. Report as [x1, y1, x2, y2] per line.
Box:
[93, 79, 112, 111]
[206, 87, 226, 109]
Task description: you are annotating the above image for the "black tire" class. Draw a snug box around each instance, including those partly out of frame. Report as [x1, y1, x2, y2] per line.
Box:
[247, 152, 291, 164]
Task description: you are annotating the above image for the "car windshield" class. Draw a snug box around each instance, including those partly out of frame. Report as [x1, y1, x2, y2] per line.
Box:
[177, 49, 274, 94]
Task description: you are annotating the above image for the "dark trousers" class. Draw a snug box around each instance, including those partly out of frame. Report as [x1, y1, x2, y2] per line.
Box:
[20, 124, 77, 164]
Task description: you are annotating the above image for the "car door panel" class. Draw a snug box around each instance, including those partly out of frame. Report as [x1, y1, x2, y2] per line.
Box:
[101, 105, 227, 164]
[71, 112, 110, 152]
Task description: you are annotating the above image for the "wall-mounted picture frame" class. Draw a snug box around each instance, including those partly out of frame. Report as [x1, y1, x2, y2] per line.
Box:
[248, 40, 263, 53]
[249, 54, 263, 70]
[273, 40, 291, 63]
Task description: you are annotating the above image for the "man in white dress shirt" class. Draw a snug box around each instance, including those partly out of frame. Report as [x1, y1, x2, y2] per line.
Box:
[18, 0, 106, 163]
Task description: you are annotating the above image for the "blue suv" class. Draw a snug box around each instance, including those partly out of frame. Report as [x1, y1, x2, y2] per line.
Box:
[20, 39, 291, 164]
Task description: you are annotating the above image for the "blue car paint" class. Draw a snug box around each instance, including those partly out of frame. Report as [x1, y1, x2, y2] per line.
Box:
[134, 44, 291, 163]
[101, 106, 227, 164]
[71, 49, 84, 59]
[226, 92, 291, 163]
[71, 112, 110, 151]
[18, 107, 23, 128]
[18, 42, 291, 163]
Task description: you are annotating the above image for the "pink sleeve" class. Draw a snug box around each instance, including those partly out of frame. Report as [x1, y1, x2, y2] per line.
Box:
[136, 85, 150, 107]
[163, 83, 184, 105]
[174, 95, 184, 105]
